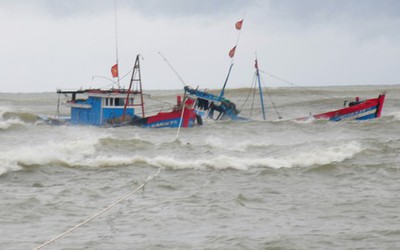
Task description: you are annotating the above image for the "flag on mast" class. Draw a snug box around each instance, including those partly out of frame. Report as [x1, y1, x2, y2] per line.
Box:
[254, 59, 258, 69]
[235, 19, 244, 30]
[111, 63, 119, 78]
[229, 46, 236, 58]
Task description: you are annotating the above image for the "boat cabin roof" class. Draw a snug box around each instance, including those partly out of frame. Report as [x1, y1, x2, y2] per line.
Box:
[57, 88, 140, 100]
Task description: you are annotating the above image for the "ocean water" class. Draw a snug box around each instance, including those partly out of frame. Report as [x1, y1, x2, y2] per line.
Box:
[0, 85, 399, 249]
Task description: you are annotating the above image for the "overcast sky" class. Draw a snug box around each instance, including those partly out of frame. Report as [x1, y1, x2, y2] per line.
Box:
[1, 0, 399, 92]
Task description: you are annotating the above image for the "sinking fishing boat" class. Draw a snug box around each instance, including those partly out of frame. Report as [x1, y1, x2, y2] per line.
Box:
[54, 55, 199, 128]
[297, 92, 386, 121]
[184, 86, 242, 121]
[182, 19, 246, 121]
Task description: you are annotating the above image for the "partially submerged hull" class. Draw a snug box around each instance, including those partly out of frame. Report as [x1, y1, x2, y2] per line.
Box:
[130, 99, 198, 128]
[54, 55, 200, 129]
[184, 86, 243, 121]
[297, 93, 386, 122]
[55, 88, 199, 128]
[131, 109, 197, 128]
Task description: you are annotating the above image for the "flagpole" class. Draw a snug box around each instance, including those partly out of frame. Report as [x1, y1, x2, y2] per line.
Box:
[219, 18, 244, 99]
[231, 20, 243, 64]
[114, 0, 120, 88]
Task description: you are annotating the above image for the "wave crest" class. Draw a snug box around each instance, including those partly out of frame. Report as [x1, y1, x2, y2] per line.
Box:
[0, 110, 42, 130]
[0, 135, 364, 175]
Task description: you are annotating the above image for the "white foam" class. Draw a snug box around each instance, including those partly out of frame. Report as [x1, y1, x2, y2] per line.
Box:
[388, 111, 400, 121]
[137, 141, 364, 170]
[261, 141, 363, 169]
[0, 118, 25, 130]
[0, 129, 106, 175]
[0, 127, 364, 175]
[146, 155, 250, 171]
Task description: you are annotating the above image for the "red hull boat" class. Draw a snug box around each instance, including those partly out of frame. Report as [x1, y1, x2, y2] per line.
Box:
[297, 92, 386, 121]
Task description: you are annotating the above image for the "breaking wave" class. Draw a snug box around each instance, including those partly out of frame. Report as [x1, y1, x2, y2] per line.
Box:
[0, 96, 368, 175]
[0, 109, 42, 130]
[0, 137, 364, 175]
[261, 141, 364, 169]
[143, 141, 364, 170]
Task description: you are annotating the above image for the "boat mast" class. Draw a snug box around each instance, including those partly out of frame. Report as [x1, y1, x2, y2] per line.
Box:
[255, 56, 266, 120]
[219, 63, 233, 100]
[114, 0, 120, 88]
[137, 56, 145, 117]
[122, 55, 145, 121]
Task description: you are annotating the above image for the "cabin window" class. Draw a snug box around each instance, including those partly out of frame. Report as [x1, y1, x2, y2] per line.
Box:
[104, 97, 130, 107]
[115, 98, 125, 106]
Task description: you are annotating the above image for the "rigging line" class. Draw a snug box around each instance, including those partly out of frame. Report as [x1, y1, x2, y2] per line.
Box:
[93, 68, 133, 90]
[250, 77, 258, 118]
[260, 70, 332, 99]
[240, 73, 257, 112]
[33, 168, 161, 250]
[158, 52, 187, 87]
[54, 93, 60, 119]
[266, 91, 282, 120]
[119, 68, 134, 85]
[264, 88, 282, 120]
[92, 76, 117, 90]
[148, 97, 175, 107]
[146, 104, 175, 115]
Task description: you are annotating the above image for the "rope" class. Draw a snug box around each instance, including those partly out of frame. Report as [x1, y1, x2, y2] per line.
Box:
[54, 93, 61, 119]
[92, 68, 133, 90]
[148, 97, 175, 109]
[261, 71, 332, 99]
[264, 88, 282, 119]
[250, 81, 257, 118]
[175, 99, 187, 140]
[240, 74, 257, 112]
[33, 168, 161, 250]
[241, 72, 282, 120]
[158, 52, 187, 88]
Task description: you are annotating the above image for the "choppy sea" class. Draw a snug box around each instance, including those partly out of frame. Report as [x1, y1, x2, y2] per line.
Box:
[1, 85, 399, 249]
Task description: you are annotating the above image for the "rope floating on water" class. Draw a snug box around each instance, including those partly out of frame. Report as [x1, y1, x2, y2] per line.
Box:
[34, 168, 161, 250]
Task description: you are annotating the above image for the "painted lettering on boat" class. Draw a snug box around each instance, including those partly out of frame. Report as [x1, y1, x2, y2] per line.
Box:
[333, 106, 376, 121]
[149, 120, 179, 128]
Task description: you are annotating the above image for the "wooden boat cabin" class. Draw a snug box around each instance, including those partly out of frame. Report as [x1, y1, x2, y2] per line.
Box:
[57, 89, 138, 126]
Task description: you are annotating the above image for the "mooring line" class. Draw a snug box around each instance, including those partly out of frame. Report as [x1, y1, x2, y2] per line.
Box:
[175, 99, 186, 141]
[34, 168, 161, 250]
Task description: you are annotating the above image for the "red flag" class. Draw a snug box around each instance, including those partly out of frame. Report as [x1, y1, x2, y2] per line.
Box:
[229, 46, 236, 58]
[235, 19, 243, 30]
[111, 63, 118, 78]
[254, 59, 258, 70]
